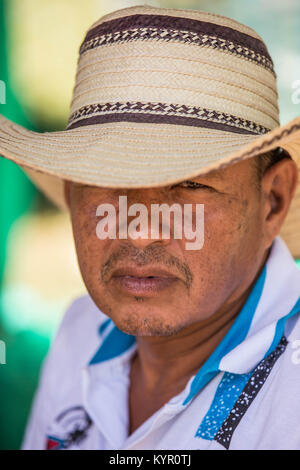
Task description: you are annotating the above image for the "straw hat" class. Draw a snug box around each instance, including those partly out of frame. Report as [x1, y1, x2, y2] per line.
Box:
[0, 5, 299, 256]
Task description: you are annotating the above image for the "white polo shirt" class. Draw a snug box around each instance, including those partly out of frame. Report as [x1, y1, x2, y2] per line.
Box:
[21, 236, 300, 450]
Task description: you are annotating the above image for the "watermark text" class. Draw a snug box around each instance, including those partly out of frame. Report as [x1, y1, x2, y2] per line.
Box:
[0, 340, 6, 365]
[0, 80, 6, 104]
[96, 196, 204, 250]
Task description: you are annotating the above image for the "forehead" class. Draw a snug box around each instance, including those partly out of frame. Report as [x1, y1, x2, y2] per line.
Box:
[69, 156, 255, 193]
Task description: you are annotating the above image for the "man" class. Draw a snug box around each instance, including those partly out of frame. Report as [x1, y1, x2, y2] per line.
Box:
[0, 5, 300, 450]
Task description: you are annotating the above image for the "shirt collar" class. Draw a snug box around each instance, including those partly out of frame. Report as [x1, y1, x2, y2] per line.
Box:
[184, 236, 300, 404]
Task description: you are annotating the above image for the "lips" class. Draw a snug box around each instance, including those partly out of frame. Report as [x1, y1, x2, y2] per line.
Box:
[111, 266, 177, 279]
[110, 266, 178, 295]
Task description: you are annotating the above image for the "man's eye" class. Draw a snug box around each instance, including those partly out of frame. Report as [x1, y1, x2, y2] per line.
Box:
[171, 180, 213, 190]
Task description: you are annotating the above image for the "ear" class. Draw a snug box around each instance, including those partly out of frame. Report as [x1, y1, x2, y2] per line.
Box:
[261, 157, 298, 248]
[64, 180, 71, 209]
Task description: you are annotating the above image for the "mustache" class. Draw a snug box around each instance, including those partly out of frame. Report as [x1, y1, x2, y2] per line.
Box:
[100, 244, 193, 288]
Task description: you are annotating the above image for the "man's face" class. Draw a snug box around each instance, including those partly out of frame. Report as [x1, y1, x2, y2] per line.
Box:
[68, 158, 268, 336]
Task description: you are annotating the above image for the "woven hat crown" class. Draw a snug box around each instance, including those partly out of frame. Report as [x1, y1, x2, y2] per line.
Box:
[67, 5, 279, 137]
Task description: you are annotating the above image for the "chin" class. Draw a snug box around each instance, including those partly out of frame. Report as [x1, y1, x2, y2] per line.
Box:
[111, 308, 187, 337]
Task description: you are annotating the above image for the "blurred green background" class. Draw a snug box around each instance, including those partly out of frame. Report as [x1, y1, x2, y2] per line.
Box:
[0, 0, 299, 450]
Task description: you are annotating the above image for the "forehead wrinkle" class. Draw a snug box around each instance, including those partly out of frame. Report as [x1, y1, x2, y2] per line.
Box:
[188, 168, 226, 182]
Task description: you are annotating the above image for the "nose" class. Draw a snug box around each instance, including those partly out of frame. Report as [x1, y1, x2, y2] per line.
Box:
[118, 188, 174, 250]
[126, 231, 171, 250]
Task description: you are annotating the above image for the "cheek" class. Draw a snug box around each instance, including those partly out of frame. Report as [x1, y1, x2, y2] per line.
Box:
[70, 205, 108, 293]
[184, 201, 261, 296]
[202, 198, 260, 247]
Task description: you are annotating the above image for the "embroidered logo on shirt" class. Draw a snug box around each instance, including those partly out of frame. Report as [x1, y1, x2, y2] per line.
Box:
[45, 406, 93, 450]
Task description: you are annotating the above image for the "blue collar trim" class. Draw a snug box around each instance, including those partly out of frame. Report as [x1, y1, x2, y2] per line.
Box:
[264, 296, 300, 359]
[182, 265, 267, 405]
[89, 323, 135, 365]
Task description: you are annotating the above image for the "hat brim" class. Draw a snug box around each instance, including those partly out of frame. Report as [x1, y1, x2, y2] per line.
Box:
[0, 113, 299, 257]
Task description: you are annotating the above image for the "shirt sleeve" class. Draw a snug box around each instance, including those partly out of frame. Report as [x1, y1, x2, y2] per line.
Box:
[20, 352, 55, 450]
[20, 296, 82, 450]
[20, 294, 108, 450]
